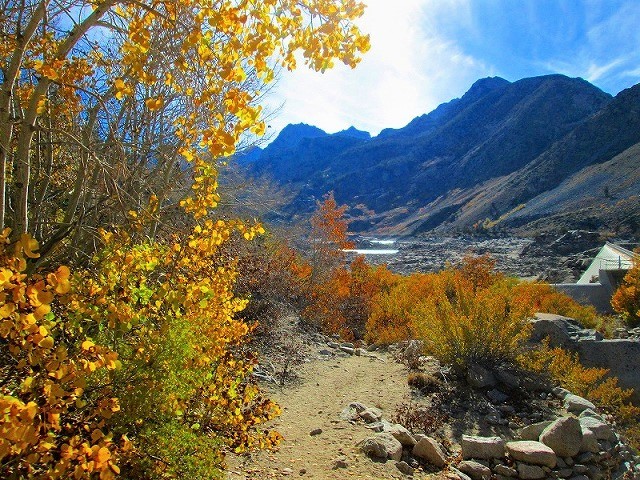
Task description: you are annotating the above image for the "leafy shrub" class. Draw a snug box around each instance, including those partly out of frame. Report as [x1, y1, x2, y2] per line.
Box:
[520, 341, 640, 450]
[611, 250, 640, 327]
[513, 282, 605, 331]
[407, 372, 443, 394]
[391, 398, 447, 436]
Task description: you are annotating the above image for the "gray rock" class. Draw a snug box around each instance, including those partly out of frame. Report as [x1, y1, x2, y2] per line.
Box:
[332, 456, 349, 469]
[564, 394, 596, 414]
[557, 468, 574, 478]
[467, 364, 497, 389]
[327, 341, 340, 349]
[309, 428, 323, 436]
[540, 416, 583, 457]
[518, 421, 553, 441]
[506, 441, 557, 468]
[359, 407, 383, 423]
[395, 460, 414, 476]
[387, 424, 417, 447]
[458, 460, 491, 479]
[341, 342, 355, 348]
[493, 464, 517, 477]
[449, 467, 472, 480]
[495, 369, 521, 389]
[412, 436, 447, 467]
[579, 416, 614, 441]
[359, 433, 403, 461]
[553, 386, 572, 399]
[340, 402, 367, 421]
[579, 428, 599, 453]
[516, 463, 546, 479]
[339, 346, 355, 355]
[461, 435, 506, 460]
[578, 408, 603, 421]
[364, 421, 385, 432]
[487, 389, 509, 403]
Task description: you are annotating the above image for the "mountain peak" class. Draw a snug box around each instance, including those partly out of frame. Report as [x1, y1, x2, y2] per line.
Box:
[463, 76, 510, 100]
[268, 123, 327, 152]
[334, 126, 371, 140]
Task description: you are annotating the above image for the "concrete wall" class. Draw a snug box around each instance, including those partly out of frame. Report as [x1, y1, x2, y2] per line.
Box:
[553, 268, 622, 313]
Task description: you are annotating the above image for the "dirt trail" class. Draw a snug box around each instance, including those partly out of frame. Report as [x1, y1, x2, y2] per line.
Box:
[226, 346, 451, 480]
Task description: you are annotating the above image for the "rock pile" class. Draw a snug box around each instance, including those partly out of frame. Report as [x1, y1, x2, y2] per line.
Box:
[346, 389, 639, 479]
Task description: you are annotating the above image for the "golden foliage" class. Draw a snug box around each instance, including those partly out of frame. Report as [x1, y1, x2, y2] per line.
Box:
[611, 249, 640, 327]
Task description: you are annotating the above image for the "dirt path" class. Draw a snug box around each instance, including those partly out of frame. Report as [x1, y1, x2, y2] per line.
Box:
[226, 345, 452, 480]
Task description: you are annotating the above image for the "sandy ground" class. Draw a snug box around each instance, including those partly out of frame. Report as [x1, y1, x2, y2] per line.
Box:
[226, 346, 453, 480]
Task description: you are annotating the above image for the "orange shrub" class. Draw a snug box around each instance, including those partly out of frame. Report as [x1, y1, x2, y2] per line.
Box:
[611, 249, 640, 327]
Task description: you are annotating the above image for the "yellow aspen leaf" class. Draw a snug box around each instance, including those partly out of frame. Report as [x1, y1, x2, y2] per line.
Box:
[82, 340, 95, 350]
[38, 336, 54, 349]
[20, 234, 40, 259]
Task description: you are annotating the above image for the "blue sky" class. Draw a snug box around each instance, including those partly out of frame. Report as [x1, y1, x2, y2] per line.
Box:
[263, 0, 640, 140]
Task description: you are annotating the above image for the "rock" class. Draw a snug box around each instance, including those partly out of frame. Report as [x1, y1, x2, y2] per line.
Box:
[359, 407, 383, 423]
[493, 464, 517, 477]
[539, 416, 583, 457]
[580, 428, 599, 453]
[364, 421, 385, 432]
[359, 433, 403, 461]
[327, 341, 340, 349]
[282, 467, 294, 475]
[487, 389, 509, 403]
[578, 408, 604, 421]
[578, 416, 614, 441]
[354, 348, 362, 356]
[506, 441, 557, 468]
[340, 402, 367, 421]
[395, 460, 414, 476]
[467, 364, 497, 389]
[564, 394, 596, 414]
[529, 314, 577, 348]
[553, 386, 571, 399]
[412, 436, 447, 467]
[458, 460, 491, 479]
[495, 369, 521, 389]
[332, 456, 349, 469]
[557, 468, 574, 478]
[387, 424, 417, 447]
[516, 463, 546, 479]
[449, 466, 472, 480]
[309, 428, 322, 436]
[461, 435, 505, 460]
[339, 346, 355, 355]
[518, 421, 553, 441]
[341, 342, 355, 348]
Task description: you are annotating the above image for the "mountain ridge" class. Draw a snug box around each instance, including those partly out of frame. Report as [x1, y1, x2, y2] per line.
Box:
[241, 74, 639, 237]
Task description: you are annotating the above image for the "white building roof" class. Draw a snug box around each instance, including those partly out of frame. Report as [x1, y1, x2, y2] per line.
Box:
[577, 242, 636, 284]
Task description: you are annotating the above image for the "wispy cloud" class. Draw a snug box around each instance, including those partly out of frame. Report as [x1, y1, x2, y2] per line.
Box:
[263, 0, 489, 137]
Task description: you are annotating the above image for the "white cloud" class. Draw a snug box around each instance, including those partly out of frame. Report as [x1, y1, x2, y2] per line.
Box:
[263, 0, 490, 138]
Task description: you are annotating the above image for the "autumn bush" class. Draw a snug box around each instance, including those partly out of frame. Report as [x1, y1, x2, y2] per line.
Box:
[520, 341, 640, 450]
[611, 249, 640, 327]
[513, 281, 606, 331]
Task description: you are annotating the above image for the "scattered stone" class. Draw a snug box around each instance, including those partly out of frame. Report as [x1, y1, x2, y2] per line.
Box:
[332, 456, 349, 469]
[327, 341, 340, 349]
[354, 348, 362, 356]
[340, 402, 367, 421]
[540, 416, 583, 457]
[467, 364, 497, 389]
[299, 468, 306, 475]
[309, 428, 322, 436]
[395, 460, 414, 476]
[493, 464, 517, 477]
[318, 349, 333, 356]
[518, 421, 553, 441]
[387, 424, 417, 447]
[412, 436, 447, 468]
[487, 389, 509, 403]
[282, 468, 294, 475]
[458, 460, 491, 479]
[364, 421, 385, 432]
[506, 441, 557, 468]
[461, 435, 505, 460]
[339, 346, 355, 355]
[553, 387, 571, 399]
[449, 466, 473, 480]
[564, 394, 596, 414]
[576, 452, 594, 463]
[578, 409, 604, 421]
[341, 342, 355, 348]
[516, 463, 546, 480]
[578, 416, 614, 441]
[572, 464, 589, 474]
[556, 468, 574, 478]
[495, 369, 521, 390]
[359, 407, 383, 423]
[580, 428, 599, 454]
[359, 433, 403, 461]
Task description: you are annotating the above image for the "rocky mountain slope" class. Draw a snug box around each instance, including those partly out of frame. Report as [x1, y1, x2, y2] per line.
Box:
[241, 75, 640, 236]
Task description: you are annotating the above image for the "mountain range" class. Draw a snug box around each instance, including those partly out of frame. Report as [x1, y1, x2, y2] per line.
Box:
[239, 74, 640, 237]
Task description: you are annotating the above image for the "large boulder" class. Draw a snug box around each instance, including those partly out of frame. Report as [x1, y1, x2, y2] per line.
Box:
[359, 433, 403, 461]
[506, 441, 557, 468]
[461, 435, 505, 460]
[539, 416, 583, 457]
[412, 436, 447, 467]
